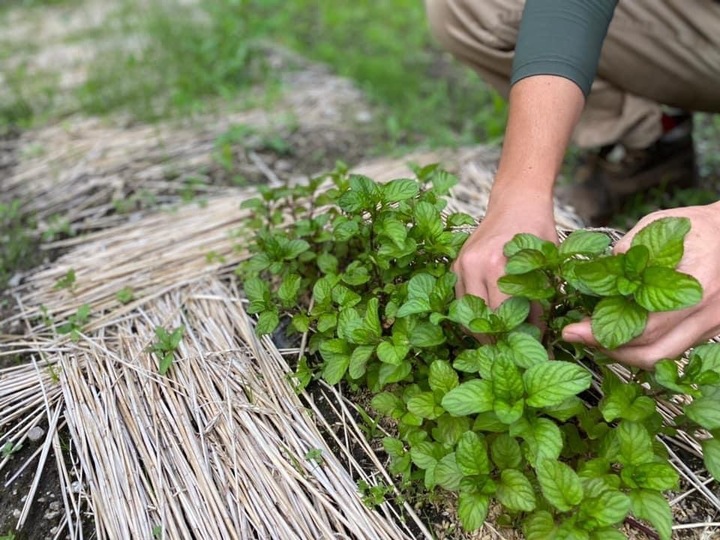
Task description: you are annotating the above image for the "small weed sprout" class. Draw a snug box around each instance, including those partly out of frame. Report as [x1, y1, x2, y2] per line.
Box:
[148, 326, 185, 376]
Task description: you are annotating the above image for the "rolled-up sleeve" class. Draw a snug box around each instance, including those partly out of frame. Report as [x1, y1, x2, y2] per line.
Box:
[511, 0, 618, 96]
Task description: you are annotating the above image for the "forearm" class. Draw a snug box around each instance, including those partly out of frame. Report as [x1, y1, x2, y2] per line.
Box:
[490, 75, 585, 208]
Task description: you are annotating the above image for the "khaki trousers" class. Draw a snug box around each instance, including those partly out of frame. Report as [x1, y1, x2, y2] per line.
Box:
[426, 0, 720, 149]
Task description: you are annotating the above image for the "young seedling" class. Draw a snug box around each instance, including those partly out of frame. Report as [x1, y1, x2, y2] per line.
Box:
[148, 326, 184, 376]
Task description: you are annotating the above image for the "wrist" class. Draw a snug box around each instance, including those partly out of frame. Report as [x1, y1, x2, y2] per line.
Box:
[488, 173, 556, 213]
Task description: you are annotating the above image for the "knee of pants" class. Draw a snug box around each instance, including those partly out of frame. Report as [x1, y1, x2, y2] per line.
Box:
[425, 0, 524, 56]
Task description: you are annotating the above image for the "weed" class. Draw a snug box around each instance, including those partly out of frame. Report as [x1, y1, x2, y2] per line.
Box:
[53, 268, 76, 291]
[115, 287, 134, 304]
[57, 304, 90, 342]
[148, 326, 184, 375]
[1, 441, 22, 459]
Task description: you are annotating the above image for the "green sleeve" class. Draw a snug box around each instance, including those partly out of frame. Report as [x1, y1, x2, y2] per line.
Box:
[511, 0, 618, 96]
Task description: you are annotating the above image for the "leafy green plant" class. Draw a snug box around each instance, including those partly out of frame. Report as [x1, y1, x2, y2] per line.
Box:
[53, 268, 77, 291]
[237, 166, 719, 539]
[115, 287, 135, 304]
[0, 199, 38, 290]
[56, 304, 91, 342]
[1, 441, 22, 459]
[148, 326, 184, 375]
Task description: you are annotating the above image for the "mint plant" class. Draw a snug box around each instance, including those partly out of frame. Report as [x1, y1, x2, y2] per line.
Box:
[237, 166, 719, 539]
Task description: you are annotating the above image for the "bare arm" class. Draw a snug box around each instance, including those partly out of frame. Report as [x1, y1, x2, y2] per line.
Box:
[453, 74, 585, 306]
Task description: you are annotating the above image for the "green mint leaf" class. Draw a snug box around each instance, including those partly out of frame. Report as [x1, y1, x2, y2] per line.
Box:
[559, 230, 610, 256]
[432, 415, 471, 446]
[624, 244, 650, 278]
[504, 233, 553, 257]
[601, 386, 656, 423]
[685, 397, 720, 430]
[441, 380, 494, 416]
[283, 239, 310, 260]
[378, 360, 412, 387]
[497, 270, 555, 300]
[342, 261, 371, 286]
[349, 345, 375, 379]
[453, 347, 494, 378]
[290, 313, 310, 333]
[629, 490, 672, 540]
[435, 453, 464, 491]
[410, 441, 442, 470]
[505, 249, 547, 275]
[634, 267, 702, 312]
[447, 212, 476, 227]
[409, 322, 446, 348]
[428, 360, 459, 396]
[377, 218, 407, 248]
[497, 469, 536, 512]
[496, 297, 530, 331]
[430, 169, 458, 194]
[448, 294, 489, 327]
[456, 431, 490, 476]
[653, 359, 697, 395]
[591, 296, 648, 349]
[382, 178, 419, 203]
[457, 492, 489, 531]
[542, 396, 586, 422]
[523, 361, 592, 408]
[278, 274, 302, 307]
[255, 310, 279, 335]
[312, 276, 335, 306]
[363, 298, 382, 338]
[414, 201, 444, 240]
[319, 339, 352, 384]
[491, 355, 524, 403]
[630, 216, 690, 268]
[689, 343, 720, 376]
[244, 277, 270, 312]
[624, 462, 679, 491]
[580, 489, 631, 528]
[316, 252, 338, 274]
[333, 219, 360, 241]
[407, 392, 444, 420]
[490, 434, 522, 470]
[408, 273, 436, 300]
[376, 340, 408, 365]
[574, 256, 624, 296]
[701, 438, 720, 481]
[317, 312, 338, 333]
[370, 392, 404, 418]
[513, 417, 563, 465]
[338, 174, 381, 212]
[536, 459, 584, 512]
[396, 298, 431, 317]
[523, 511, 556, 540]
[332, 284, 362, 308]
[617, 421, 654, 466]
[505, 332, 548, 369]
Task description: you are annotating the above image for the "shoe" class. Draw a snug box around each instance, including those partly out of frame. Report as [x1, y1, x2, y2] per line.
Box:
[557, 128, 697, 227]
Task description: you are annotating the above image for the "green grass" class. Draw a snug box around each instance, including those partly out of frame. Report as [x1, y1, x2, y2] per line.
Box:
[75, 0, 505, 149]
[0, 200, 39, 291]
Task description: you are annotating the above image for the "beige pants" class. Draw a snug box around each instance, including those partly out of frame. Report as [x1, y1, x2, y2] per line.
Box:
[426, 0, 720, 149]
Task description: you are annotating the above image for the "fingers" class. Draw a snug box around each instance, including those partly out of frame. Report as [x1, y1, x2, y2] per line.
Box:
[562, 308, 717, 370]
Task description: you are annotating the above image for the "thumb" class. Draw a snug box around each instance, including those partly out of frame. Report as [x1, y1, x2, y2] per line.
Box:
[562, 320, 599, 347]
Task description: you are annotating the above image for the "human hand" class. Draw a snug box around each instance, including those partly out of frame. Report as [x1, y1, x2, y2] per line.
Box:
[453, 190, 558, 310]
[562, 203, 720, 369]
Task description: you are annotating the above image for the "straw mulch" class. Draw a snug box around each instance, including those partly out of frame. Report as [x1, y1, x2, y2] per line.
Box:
[1, 150, 718, 539]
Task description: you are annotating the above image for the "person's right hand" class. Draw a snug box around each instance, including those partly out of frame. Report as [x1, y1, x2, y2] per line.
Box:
[452, 189, 558, 310]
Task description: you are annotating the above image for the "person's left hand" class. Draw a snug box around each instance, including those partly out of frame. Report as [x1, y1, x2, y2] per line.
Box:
[561, 202, 720, 370]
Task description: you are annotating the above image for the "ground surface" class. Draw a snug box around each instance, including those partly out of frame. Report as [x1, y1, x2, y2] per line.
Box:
[1, 1, 720, 539]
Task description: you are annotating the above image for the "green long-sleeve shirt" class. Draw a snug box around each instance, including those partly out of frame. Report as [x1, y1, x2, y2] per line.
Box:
[511, 0, 618, 96]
